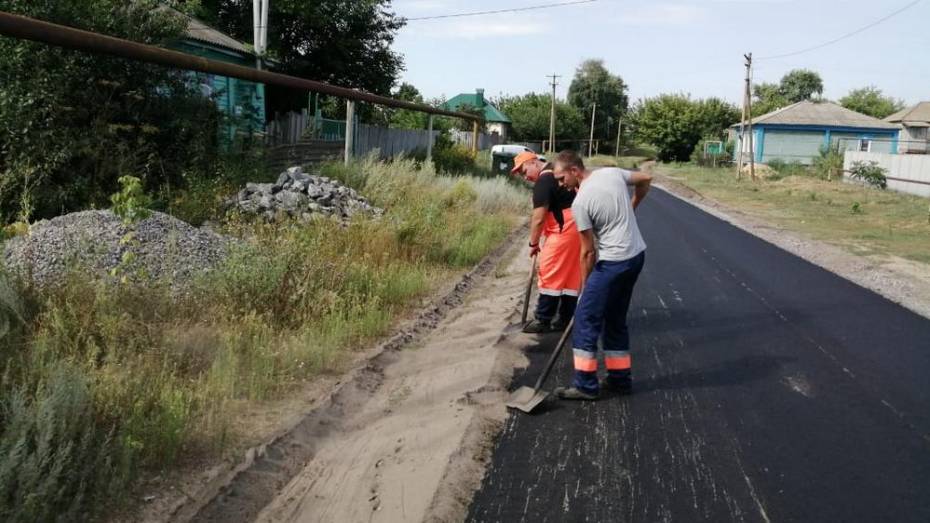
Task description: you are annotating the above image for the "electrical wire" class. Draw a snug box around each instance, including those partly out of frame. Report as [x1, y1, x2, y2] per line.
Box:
[404, 0, 597, 21]
[757, 0, 924, 60]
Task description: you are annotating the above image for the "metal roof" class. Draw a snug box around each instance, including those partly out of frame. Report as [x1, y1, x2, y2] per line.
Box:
[731, 100, 899, 130]
[884, 102, 930, 126]
[444, 92, 512, 123]
[182, 16, 250, 54]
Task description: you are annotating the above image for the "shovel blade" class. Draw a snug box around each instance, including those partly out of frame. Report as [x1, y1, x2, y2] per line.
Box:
[506, 386, 549, 413]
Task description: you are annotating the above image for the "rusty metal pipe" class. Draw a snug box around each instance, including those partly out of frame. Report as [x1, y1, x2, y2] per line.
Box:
[0, 11, 480, 121]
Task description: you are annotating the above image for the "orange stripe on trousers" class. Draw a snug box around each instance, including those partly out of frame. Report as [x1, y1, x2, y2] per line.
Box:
[605, 355, 632, 370]
[573, 356, 598, 372]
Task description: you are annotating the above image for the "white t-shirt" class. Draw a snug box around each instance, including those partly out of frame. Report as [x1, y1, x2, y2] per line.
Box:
[571, 167, 647, 262]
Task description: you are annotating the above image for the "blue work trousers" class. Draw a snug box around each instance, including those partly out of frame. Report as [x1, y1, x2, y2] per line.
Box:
[571, 251, 645, 394]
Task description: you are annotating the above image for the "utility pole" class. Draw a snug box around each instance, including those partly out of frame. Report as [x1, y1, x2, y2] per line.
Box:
[344, 100, 355, 165]
[587, 102, 597, 158]
[615, 116, 623, 157]
[547, 74, 560, 155]
[253, 0, 269, 70]
[736, 52, 751, 180]
[426, 114, 434, 161]
[745, 53, 756, 181]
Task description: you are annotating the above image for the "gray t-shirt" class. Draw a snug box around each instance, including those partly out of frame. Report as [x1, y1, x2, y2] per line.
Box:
[571, 167, 647, 262]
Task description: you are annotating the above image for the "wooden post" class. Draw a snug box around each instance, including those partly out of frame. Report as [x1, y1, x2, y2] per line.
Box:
[745, 53, 756, 181]
[472, 120, 479, 153]
[547, 74, 559, 154]
[587, 102, 597, 158]
[344, 100, 355, 165]
[737, 54, 750, 180]
[615, 116, 623, 157]
[426, 114, 434, 161]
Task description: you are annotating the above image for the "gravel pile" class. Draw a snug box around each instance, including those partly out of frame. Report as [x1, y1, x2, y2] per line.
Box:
[3, 210, 232, 288]
[228, 166, 382, 221]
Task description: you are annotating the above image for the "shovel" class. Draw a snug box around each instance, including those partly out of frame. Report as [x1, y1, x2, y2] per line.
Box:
[503, 256, 538, 335]
[506, 317, 574, 413]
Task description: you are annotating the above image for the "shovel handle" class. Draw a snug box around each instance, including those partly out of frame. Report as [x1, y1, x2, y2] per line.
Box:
[532, 317, 574, 391]
[521, 256, 538, 325]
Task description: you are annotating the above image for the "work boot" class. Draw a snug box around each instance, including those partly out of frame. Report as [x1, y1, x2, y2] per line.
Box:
[600, 378, 633, 394]
[522, 319, 551, 334]
[554, 386, 598, 401]
[551, 317, 571, 332]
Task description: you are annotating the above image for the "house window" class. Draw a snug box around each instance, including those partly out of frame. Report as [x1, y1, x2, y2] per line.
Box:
[858, 139, 872, 152]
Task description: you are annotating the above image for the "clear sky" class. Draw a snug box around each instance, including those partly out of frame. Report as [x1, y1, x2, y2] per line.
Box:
[392, 0, 929, 107]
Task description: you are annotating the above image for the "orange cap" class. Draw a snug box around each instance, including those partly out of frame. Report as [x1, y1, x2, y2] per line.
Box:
[511, 151, 539, 175]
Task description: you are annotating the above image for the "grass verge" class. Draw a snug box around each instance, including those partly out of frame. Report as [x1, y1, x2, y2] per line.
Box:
[656, 163, 930, 264]
[0, 156, 528, 521]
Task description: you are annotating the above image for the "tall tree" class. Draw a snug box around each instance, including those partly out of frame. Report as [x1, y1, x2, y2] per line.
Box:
[779, 69, 824, 102]
[0, 0, 220, 221]
[198, 0, 406, 113]
[496, 93, 586, 142]
[840, 86, 905, 119]
[566, 59, 628, 141]
[632, 94, 739, 162]
[751, 82, 790, 116]
[752, 69, 824, 116]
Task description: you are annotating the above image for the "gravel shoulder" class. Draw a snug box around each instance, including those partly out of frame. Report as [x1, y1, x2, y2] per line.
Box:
[648, 162, 930, 320]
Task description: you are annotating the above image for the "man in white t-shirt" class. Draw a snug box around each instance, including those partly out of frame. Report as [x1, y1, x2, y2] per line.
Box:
[551, 150, 652, 400]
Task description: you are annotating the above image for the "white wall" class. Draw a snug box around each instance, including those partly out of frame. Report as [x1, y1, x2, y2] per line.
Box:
[844, 151, 930, 198]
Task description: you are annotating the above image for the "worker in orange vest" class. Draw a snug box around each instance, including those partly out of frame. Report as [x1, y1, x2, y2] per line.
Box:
[512, 151, 582, 333]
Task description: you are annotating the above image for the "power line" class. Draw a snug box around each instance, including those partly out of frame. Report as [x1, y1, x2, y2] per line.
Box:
[404, 0, 597, 21]
[757, 0, 924, 61]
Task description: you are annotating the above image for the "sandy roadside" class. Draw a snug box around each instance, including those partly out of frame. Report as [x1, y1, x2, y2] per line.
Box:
[648, 162, 930, 320]
[246, 243, 532, 523]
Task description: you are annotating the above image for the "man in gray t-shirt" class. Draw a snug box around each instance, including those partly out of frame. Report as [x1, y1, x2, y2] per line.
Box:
[551, 150, 652, 400]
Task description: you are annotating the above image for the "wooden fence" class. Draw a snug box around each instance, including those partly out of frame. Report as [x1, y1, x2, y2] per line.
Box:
[449, 129, 502, 151]
[266, 140, 344, 172]
[355, 124, 438, 159]
[266, 110, 346, 146]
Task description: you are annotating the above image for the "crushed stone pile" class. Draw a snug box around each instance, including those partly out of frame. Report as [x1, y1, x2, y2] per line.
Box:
[228, 166, 383, 221]
[3, 210, 232, 288]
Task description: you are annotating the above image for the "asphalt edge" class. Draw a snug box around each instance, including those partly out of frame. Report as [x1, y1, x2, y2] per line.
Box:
[650, 167, 930, 320]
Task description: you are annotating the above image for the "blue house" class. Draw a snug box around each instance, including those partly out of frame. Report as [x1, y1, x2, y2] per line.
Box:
[169, 13, 267, 142]
[730, 101, 900, 165]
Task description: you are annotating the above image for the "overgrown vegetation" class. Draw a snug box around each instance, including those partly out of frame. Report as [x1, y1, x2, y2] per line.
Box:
[631, 94, 740, 162]
[0, 157, 527, 521]
[0, 0, 225, 222]
[812, 145, 845, 181]
[848, 160, 888, 189]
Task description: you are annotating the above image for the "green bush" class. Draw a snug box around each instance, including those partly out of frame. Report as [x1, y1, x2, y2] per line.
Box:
[690, 138, 733, 167]
[0, 269, 23, 345]
[0, 0, 226, 222]
[432, 136, 479, 176]
[847, 160, 888, 189]
[0, 365, 132, 522]
[766, 159, 810, 178]
[812, 145, 844, 181]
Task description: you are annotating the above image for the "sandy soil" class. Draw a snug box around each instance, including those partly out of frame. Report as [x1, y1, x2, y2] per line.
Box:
[160, 229, 535, 523]
[649, 163, 930, 320]
[251, 247, 532, 523]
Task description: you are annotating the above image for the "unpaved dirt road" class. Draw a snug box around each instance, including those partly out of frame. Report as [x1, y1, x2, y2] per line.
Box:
[467, 188, 930, 522]
[191, 240, 536, 523]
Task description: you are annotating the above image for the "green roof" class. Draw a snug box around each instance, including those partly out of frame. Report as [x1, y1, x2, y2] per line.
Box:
[444, 92, 511, 123]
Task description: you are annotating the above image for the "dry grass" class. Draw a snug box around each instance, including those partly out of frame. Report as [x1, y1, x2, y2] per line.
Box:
[0, 156, 529, 520]
[657, 163, 930, 264]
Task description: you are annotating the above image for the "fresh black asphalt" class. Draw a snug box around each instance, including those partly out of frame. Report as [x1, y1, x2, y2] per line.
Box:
[467, 188, 930, 522]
